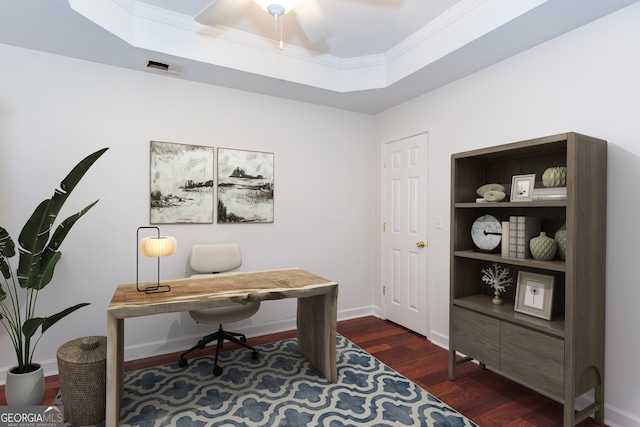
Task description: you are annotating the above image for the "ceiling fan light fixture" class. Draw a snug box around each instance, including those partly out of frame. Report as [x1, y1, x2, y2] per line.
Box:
[267, 4, 285, 17]
[254, 0, 302, 17]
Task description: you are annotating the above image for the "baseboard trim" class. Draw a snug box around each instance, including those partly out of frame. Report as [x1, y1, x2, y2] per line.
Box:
[429, 330, 449, 351]
[11, 306, 377, 383]
[4, 308, 637, 427]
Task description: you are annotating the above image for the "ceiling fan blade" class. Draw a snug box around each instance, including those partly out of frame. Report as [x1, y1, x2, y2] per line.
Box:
[195, 0, 252, 26]
[293, 0, 330, 43]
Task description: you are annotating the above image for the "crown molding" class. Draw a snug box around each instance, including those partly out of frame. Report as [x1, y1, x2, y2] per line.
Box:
[69, 0, 550, 92]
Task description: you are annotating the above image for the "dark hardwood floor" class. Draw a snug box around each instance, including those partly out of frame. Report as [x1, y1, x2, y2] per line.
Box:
[0, 316, 606, 426]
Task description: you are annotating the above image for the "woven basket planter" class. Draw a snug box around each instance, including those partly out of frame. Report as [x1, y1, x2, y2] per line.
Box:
[57, 336, 107, 426]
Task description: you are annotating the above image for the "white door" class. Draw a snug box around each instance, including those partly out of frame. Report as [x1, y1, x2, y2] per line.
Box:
[382, 132, 429, 336]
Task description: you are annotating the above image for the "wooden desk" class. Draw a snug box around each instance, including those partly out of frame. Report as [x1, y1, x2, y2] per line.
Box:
[105, 268, 338, 427]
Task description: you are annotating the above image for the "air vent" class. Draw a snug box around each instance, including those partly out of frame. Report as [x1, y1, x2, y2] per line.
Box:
[143, 59, 188, 78]
[147, 60, 169, 71]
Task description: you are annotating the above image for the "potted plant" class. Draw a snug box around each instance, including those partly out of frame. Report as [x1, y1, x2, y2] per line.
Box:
[0, 147, 108, 405]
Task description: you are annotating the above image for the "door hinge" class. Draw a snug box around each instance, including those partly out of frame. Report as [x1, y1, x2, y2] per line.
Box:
[383, 222, 386, 232]
[383, 159, 387, 168]
[383, 286, 386, 295]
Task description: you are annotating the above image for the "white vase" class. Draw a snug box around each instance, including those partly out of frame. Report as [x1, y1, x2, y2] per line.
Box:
[5, 364, 45, 406]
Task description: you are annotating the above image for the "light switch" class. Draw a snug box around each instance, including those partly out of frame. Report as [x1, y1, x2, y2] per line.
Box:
[435, 216, 443, 229]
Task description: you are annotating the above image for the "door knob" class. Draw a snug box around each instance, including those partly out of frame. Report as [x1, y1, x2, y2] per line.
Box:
[416, 241, 426, 248]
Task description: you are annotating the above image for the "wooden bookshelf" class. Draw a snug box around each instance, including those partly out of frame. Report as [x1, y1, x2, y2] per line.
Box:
[448, 132, 607, 426]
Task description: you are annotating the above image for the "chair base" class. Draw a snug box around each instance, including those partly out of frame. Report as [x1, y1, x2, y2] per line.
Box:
[178, 324, 259, 376]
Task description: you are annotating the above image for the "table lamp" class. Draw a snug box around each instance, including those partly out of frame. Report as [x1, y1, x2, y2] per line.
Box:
[137, 226, 177, 293]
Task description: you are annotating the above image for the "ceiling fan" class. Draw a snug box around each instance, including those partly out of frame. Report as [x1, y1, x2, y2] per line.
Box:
[195, 0, 331, 48]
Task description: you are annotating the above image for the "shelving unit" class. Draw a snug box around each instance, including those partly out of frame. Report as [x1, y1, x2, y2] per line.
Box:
[448, 132, 607, 426]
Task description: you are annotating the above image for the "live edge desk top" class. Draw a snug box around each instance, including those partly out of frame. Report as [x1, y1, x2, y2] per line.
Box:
[106, 268, 339, 427]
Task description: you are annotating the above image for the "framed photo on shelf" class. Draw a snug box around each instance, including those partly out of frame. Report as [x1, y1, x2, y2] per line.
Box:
[514, 271, 555, 320]
[510, 174, 536, 202]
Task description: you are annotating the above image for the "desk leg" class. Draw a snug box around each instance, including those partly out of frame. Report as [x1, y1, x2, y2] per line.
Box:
[296, 285, 338, 382]
[106, 313, 123, 427]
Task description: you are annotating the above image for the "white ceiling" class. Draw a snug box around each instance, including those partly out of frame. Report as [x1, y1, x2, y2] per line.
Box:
[180, 0, 466, 58]
[1, 0, 638, 114]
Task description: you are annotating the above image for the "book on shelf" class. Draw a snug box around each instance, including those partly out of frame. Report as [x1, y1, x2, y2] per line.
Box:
[508, 216, 518, 258]
[501, 221, 510, 258]
[532, 187, 567, 201]
[516, 216, 541, 259]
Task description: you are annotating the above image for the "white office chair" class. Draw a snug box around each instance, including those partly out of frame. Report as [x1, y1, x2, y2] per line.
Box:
[178, 243, 260, 376]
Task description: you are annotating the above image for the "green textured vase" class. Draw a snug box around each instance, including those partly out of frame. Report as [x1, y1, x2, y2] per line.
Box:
[529, 232, 557, 261]
[555, 224, 567, 260]
[542, 167, 567, 188]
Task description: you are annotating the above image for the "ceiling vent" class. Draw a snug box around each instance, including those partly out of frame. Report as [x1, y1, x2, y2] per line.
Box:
[147, 60, 169, 71]
[144, 59, 189, 78]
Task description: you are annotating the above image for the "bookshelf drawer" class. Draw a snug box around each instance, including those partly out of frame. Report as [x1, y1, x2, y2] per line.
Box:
[500, 322, 564, 398]
[452, 307, 500, 367]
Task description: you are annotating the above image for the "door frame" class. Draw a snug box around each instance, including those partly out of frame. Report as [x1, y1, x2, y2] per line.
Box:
[380, 129, 433, 339]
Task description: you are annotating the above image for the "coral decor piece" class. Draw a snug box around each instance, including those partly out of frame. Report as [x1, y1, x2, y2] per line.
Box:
[481, 263, 513, 306]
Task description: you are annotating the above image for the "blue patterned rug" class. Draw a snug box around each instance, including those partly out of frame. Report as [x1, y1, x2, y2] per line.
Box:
[58, 335, 476, 426]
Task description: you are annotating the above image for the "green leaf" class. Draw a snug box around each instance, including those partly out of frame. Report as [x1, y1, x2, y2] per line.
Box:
[0, 227, 16, 258]
[42, 200, 99, 261]
[21, 317, 44, 340]
[36, 200, 99, 290]
[0, 227, 14, 280]
[49, 148, 108, 221]
[22, 303, 91, 338]
[17, 200, 54, 254]
[61, 148, 108, 194]
[16, 147, 108, 290]
[31, 251, 61, 291]
[0, 257, 11, 280]
[16, 200, 54, 288]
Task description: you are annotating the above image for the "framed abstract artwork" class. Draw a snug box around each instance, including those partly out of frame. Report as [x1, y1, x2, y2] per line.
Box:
[150, 141, 214, 224]
[217, 148, 274, 223]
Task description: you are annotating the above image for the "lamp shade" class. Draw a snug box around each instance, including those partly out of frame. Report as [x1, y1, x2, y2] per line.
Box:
[140, 236, 177, 257]
[254, 0, 302, 15]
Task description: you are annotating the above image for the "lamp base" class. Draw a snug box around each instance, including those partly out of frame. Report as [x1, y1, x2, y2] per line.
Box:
[139, 284, 171, 294]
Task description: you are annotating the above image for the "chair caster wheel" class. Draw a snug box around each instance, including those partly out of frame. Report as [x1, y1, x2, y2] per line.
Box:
[213, 366, 223, 376]
[252, 351, 259, 360]
[178, 358, 188, 368]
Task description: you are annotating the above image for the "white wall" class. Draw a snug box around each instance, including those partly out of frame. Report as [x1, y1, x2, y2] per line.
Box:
[0, 44, 376, 380]
[3, 2, 640, 425]
[374, 3, 640, 426]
